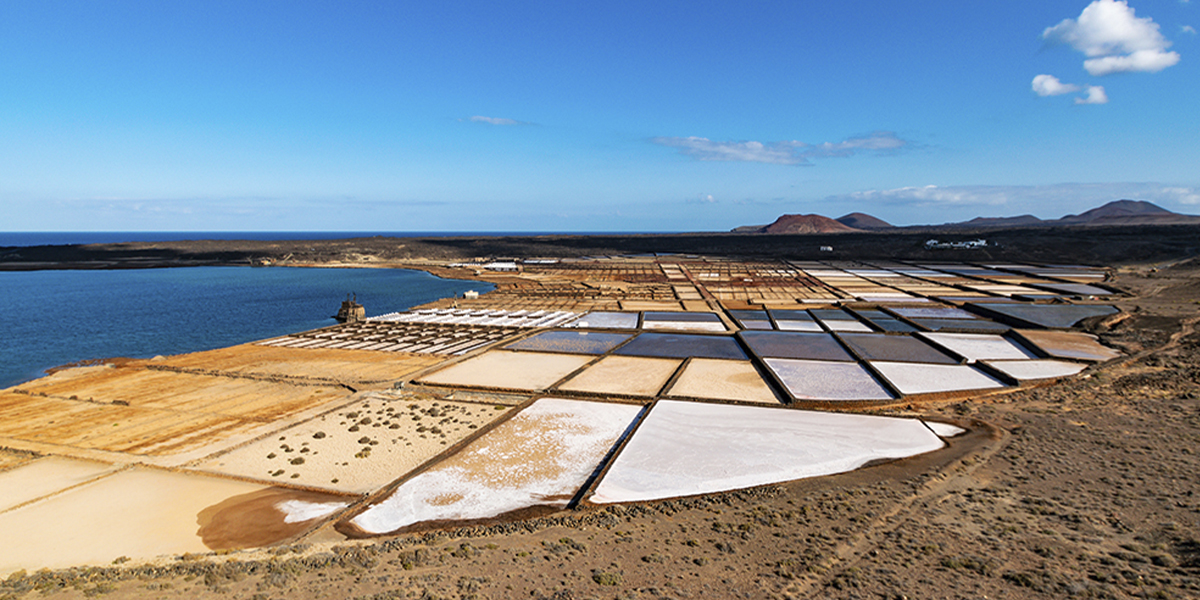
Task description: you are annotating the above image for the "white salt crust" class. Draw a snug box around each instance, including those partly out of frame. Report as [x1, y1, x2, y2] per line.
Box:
[351, 399, 642, 534]
[276, 500, 349, 524]
[590, 400, 944, 504]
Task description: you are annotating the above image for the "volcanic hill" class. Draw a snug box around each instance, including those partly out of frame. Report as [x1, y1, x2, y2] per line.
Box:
[733, 214, 862, 234]
[835, 212, 892, 229]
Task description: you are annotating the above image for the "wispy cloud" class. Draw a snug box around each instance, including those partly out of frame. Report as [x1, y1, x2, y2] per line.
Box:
[1075, 85, 1109, 104]
[685, 194, 718, 204]
[1160, 186, 1200, 204]
[650, 131, 908, 166]
[827, 183, 1200, 210]
[1043, 0, 1180, 75]
[1032, 74, 1081, 96]
[834, 185, 1012, 207]
[462, 115, 533, 126]
[1183, 25, 1197, 35]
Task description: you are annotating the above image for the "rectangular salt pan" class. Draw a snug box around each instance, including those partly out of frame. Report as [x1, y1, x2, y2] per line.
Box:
[921, 332, 1037, 361]
[564, 312, 640, 330]
[740, 331, 853, 361]
[891, 307, 979, 319]
[775, 320, 824, 332]
[764, 358, 893, 401]
[1012, 330, 1121, 362]
[349, 399, 642, 534]
[820, 320, 872, 333]
[642, 311, 720, 322]
[419, 351, 593, 391]
[641, 321, 728, 332]
[616, 333, 747, 360]
[869, 361, 1005, 395]
[665, 359, 781, 404]
[729, 310, 770, 321]
[983, 359, 1087, 381]
[739, 320, 774, 330]
[838, 333, 959, 364]
[910, 319, 1011, 333]
[504, 331, 631, 355]
[557, 356, 682, 397]
[590, 400, 943, 504]
[969, 303, 1118, 329]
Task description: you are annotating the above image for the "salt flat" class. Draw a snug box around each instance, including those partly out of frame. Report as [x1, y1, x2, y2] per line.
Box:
[920, 332, 1038, 362]
[589, 400, 945, 504]
[983, 359, 1088, 381]
[347, 398, 643, 535]
[869, 361, 1006, 395]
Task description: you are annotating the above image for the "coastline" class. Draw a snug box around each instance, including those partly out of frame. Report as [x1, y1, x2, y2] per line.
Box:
[2, 224, 1200, 271]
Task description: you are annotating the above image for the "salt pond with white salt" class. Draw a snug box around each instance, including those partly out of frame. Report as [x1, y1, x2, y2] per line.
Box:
[983, 359, 1088, 381]
[589, 400, 945, 504]
[347, 398, 642, 535]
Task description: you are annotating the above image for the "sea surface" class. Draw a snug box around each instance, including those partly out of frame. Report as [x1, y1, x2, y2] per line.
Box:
[0, 231, 646, 247]
[0, 266, 491, 388]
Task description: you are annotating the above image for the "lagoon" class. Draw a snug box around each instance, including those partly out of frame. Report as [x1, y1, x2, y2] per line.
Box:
[0, 266, 489, 388]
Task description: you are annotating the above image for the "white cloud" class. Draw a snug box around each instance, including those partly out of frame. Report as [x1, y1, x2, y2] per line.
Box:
[650, 137, 808, 165]
[465, 115, 531, 126]
[1183, 25, 1197, 35]
[1084, 50, 1182, 75]
[650, 132, 907, 166]
[1075, 85, 1109, 104]
[686, 194, 718, 205]
[1159, 186, 1200, 204]
[1043, 0, 1180, 75]
[826, 183, 1200, 211]
[807, 132, 907, 156]
[1032, 74, 1082, 96]
[836, 185, 1012, 206]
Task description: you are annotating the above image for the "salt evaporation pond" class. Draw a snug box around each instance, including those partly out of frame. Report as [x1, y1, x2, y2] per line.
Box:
[589, 400, 946, 504]
[347, 398, 643, 535]
[0, 468, 346, 574]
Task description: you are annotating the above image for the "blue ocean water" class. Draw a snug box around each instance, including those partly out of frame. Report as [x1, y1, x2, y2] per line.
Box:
[0, 231, 644, 247]
[0, 266, 491, 388]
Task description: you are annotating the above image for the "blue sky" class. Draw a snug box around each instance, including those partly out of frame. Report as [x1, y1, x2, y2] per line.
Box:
[1, 0, 1197, 231]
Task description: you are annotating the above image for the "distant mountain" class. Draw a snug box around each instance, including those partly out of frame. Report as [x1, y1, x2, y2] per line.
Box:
[735, 214, 862, 234]
[958, 214, 1046, 228]
[732, 200, 1200, 234]
[945, 200, 1199, 228]
[836, 212, 892, 229]
[1055, 199, 1180, 225]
